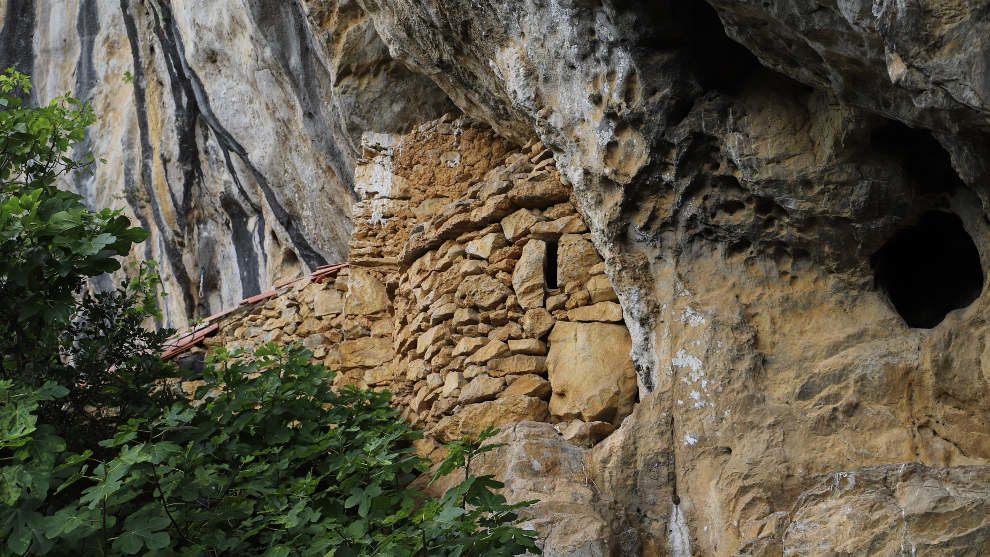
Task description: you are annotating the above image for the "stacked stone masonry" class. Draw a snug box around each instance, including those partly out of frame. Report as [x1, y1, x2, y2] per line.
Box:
[201, 115, 638, 459]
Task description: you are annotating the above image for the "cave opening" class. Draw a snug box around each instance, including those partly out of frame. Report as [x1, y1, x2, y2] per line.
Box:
[621, 0, 762, 97]
[871, 211, 984, 328]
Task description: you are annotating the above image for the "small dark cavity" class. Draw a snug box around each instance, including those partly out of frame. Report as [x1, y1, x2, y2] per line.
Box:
[545, 240, 559, 289]
[682, 2, 762, 95]
[871, 211, 983, 328]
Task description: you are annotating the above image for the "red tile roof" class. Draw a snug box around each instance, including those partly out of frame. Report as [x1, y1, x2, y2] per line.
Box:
[162, 323, 218, 361]
[160, 263, 349, 361]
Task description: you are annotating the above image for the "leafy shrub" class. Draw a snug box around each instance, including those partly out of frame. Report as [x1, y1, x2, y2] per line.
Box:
[0, 67, 147, 382]
[3, 341, 540, 556]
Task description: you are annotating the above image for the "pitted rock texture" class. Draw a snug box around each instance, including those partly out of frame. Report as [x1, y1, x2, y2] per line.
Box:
[706, 0, 990, 135]
[0, 0, 453, 327]
[345, 2, 990, 555]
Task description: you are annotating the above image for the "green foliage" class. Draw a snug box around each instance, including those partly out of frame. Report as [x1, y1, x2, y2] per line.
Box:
[51, 262, 178, 447]
[0, 67, 148, 381]
[3, 342, 540, 556]
[0, 70, 540, 556]
[121, 72, 133, 84]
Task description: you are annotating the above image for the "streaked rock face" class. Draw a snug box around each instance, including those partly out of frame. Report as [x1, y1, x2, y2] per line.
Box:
[0, 0, 452, 327]
[10, 0, 990, 554]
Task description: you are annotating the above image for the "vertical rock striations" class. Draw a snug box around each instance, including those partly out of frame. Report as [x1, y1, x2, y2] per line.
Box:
[0, 0, 453, 326]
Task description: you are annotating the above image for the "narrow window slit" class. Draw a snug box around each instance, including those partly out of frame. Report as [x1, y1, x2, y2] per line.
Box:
[545, 241, 559, 289]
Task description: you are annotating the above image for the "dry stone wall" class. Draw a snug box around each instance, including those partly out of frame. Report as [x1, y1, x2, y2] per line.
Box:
[200, 116, 638, 464]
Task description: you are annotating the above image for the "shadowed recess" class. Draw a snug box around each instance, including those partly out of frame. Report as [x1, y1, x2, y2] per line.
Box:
[872, 211, 984, 328]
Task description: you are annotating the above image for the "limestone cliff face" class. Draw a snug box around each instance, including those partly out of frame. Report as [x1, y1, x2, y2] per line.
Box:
[8, 0, 990, 555]
[349, 2, 990, 553]
[0, 0, 452, 326]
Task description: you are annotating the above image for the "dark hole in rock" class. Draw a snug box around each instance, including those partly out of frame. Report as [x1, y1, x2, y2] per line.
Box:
[682, 2, 762, 95]
[870, 122, 965, 195]
[871, 211, 983, 328]
[545, 241, 559, 289]
[617, 0, 761, 96]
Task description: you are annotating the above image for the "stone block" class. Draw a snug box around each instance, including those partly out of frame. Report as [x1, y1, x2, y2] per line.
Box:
[501, 208, 540, 242]
[440, 372, 464, 398]
[436, 244, 465, 271]
[586, 274, 618, 303]
[413, 385, 439, 414]
[345, 267, 390, 315]
[430, 346, 454, 368]
[339, 337, 395, 368]
[501, 374, 551, 399]
[431, 302, 457, 324]
[522, 308, 555, 338]
[546, 293, 568, 312]
[370, 318, 392, 337]
[561, 420, 615, 447]
[453, 336, 489, 357]
[512, 239, 546, 309]
[508, 338, 547, 355]
[557, 234, 601, 288]
[470, 193, 514, 225]
[488, 355, 547, 377]
[546, 322, 637, 423]
[458, 374, 505, 404]
[460, 259, 486, 275]
[363, 366, 395, 386]
[466, 232, 506, 259]
[406, 359, 431, 381]
[567, 302, 623, 322]
[529, 214, 588, 240]
[508, 179, 570, 208]
[455, 274, 511, 309]
[490, 244, 522, 264]
[463, 364, 487, 379]
[417, 324, 450, 356]
[433, 395, 549, 443]
[544, 201, 576, 220]
[565, 288, 591, 309]
[465, 339, 510, 364]
[452, 307, 479, 327]
[303, 333, 324, 350]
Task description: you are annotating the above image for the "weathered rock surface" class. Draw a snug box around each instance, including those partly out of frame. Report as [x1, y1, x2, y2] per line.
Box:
[344, 267, 389, 315]
[741, 463, 990, 555]
[343, 1, 990, 554]
[511, 239, 546, 309]
[432, 395, 548, 443]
